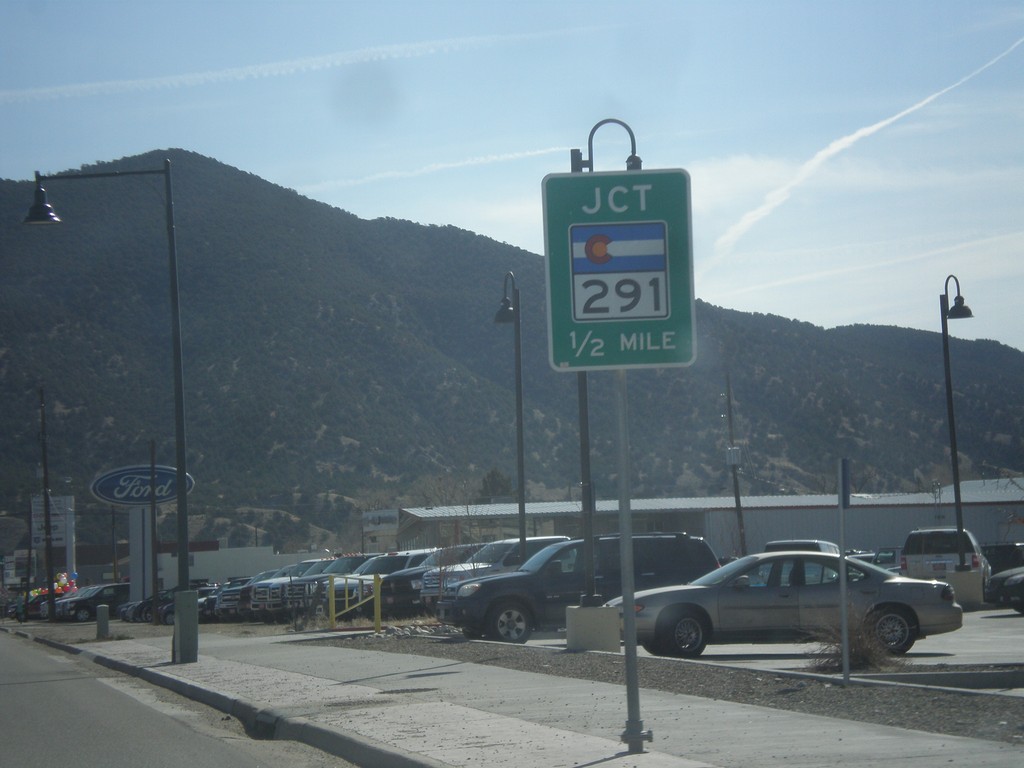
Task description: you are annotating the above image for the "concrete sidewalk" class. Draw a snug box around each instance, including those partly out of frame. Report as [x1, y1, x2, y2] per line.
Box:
[8, 626, 1024, 768]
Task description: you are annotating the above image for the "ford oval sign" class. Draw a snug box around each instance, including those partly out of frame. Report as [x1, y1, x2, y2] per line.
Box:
[90, 465, 195, 507]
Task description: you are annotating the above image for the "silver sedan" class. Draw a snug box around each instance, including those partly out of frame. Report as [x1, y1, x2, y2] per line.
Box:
[608, 551, 962, 657]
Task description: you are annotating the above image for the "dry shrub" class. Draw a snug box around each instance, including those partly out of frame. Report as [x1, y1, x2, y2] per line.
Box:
[806, 613, 907, 673]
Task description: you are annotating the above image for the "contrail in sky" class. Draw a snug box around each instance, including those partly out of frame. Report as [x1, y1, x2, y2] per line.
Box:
[0, 30, 569, 105]
[713, 35, 1024, 260]
[302, 147, 567, 193]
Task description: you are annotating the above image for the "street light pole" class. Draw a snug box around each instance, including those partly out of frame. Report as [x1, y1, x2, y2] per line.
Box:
[25, 159, 196, 660]
[39, 387, 56, 622]
[495, 272, 527, 562]
[939, 274, 973, 571]
[724, 374, 748, 556]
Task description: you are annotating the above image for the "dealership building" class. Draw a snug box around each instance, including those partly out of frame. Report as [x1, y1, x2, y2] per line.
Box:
[389, 478, 1024, 559]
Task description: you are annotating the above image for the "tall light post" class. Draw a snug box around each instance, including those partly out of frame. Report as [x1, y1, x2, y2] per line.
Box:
[39, 387, 56, 621]
[723, 374, 748, 556]
[24, 159, 197, 661]
[939, 274, 973, 571]
[495, 272, 527, 562]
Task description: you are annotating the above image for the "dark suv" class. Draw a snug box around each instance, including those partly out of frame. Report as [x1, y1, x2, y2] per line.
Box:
[436, 532, 719, 642]
[982, 542, 1024, 576]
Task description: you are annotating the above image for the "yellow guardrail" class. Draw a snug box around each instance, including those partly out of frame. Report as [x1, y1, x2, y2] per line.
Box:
[328, 574, 382, 632]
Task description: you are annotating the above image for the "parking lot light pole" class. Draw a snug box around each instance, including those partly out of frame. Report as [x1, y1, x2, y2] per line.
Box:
[39, 387, 56, 622]
[495, 272, 527, 563]
[24, 160, 197, 661]
[939, 274, 973, 571]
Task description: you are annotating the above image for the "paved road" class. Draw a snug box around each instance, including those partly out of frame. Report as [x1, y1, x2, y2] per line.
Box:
[0, 631, 352, 767]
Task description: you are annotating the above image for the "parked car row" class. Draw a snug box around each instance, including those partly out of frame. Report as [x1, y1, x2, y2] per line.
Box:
[425, 531, 976, 657]
[9, 526, 1017, 649]
[118, 585, 220, 625]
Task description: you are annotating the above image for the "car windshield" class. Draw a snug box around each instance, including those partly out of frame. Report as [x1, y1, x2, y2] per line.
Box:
[420, 544, 479, 568]
[520, 541, 574, 572]
[356, 554, 426, 575]
[690, 556, 759, 586]
[904, 530, 978, 555]
[466, 541, 513, 565]
[273, 561, 319, 578]
[247, 570, 279, 584]
[70, 585, 102, 598]
[321, 556, 368, 574]
[298, 560, 333, 577]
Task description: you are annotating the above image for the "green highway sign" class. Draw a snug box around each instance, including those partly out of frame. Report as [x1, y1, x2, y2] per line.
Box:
[542, 168, 695, 371]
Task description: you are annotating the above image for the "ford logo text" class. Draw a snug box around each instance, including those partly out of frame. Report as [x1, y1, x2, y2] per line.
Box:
[90, 465, 195, 506]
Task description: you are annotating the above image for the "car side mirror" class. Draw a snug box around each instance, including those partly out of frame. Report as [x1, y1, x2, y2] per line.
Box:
[731, 575, 750, 588]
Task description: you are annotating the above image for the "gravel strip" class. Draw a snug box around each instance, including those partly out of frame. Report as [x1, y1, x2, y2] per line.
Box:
[308, 629, 1024, 746]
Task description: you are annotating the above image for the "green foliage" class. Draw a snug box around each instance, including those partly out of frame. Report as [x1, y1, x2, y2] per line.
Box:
[478, 467, 514, 502]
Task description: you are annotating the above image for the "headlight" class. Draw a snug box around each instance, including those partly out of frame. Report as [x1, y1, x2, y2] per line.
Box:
[456, 582, 482, 598]
[1005, 573, 1024, 587]
[411, 579, 423, 590]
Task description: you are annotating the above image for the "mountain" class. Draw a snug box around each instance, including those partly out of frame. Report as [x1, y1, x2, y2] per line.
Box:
[2, 149, 1022, 552]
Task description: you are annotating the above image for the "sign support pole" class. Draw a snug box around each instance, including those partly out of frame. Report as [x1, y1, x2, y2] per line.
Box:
[569, 120, 654, 752]
[838, 458, 851, 684]
[616, 370, 651, 752]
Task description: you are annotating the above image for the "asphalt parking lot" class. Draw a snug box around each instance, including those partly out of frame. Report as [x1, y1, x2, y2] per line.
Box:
[529, 605, 1024, 673]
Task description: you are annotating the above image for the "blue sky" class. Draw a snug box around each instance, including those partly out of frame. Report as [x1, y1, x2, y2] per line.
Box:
[3, 1, 1023, 351]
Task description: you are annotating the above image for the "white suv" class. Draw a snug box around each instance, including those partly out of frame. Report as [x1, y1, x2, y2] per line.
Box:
[900, 527, 990, 606]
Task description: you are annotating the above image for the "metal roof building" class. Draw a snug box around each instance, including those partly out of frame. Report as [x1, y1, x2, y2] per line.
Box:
[392, 478, 1024, 558]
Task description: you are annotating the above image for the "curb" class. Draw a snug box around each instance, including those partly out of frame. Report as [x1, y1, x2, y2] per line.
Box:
[2, 625, 446, 768]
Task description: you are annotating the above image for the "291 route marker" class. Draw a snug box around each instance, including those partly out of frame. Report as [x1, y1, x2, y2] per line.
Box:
[543, 168, 695, 371]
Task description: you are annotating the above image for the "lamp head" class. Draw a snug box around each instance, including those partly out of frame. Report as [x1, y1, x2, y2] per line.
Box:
[24, 183, 61, 224]
[947, 294, 973, 321]
[494, 296, 515, 324]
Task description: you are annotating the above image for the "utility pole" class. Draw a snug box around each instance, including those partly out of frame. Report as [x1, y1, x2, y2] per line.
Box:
[724, 374, 747, 556]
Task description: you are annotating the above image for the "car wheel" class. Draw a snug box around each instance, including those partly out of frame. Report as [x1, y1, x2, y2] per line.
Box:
[141, 606, 153, 623]
[163, 610, 175, 626]
[75, 606, 91, 622]
[869, 605, 917, 654]
[485, 601, 533, 643]
[659, 609, 709, 657]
